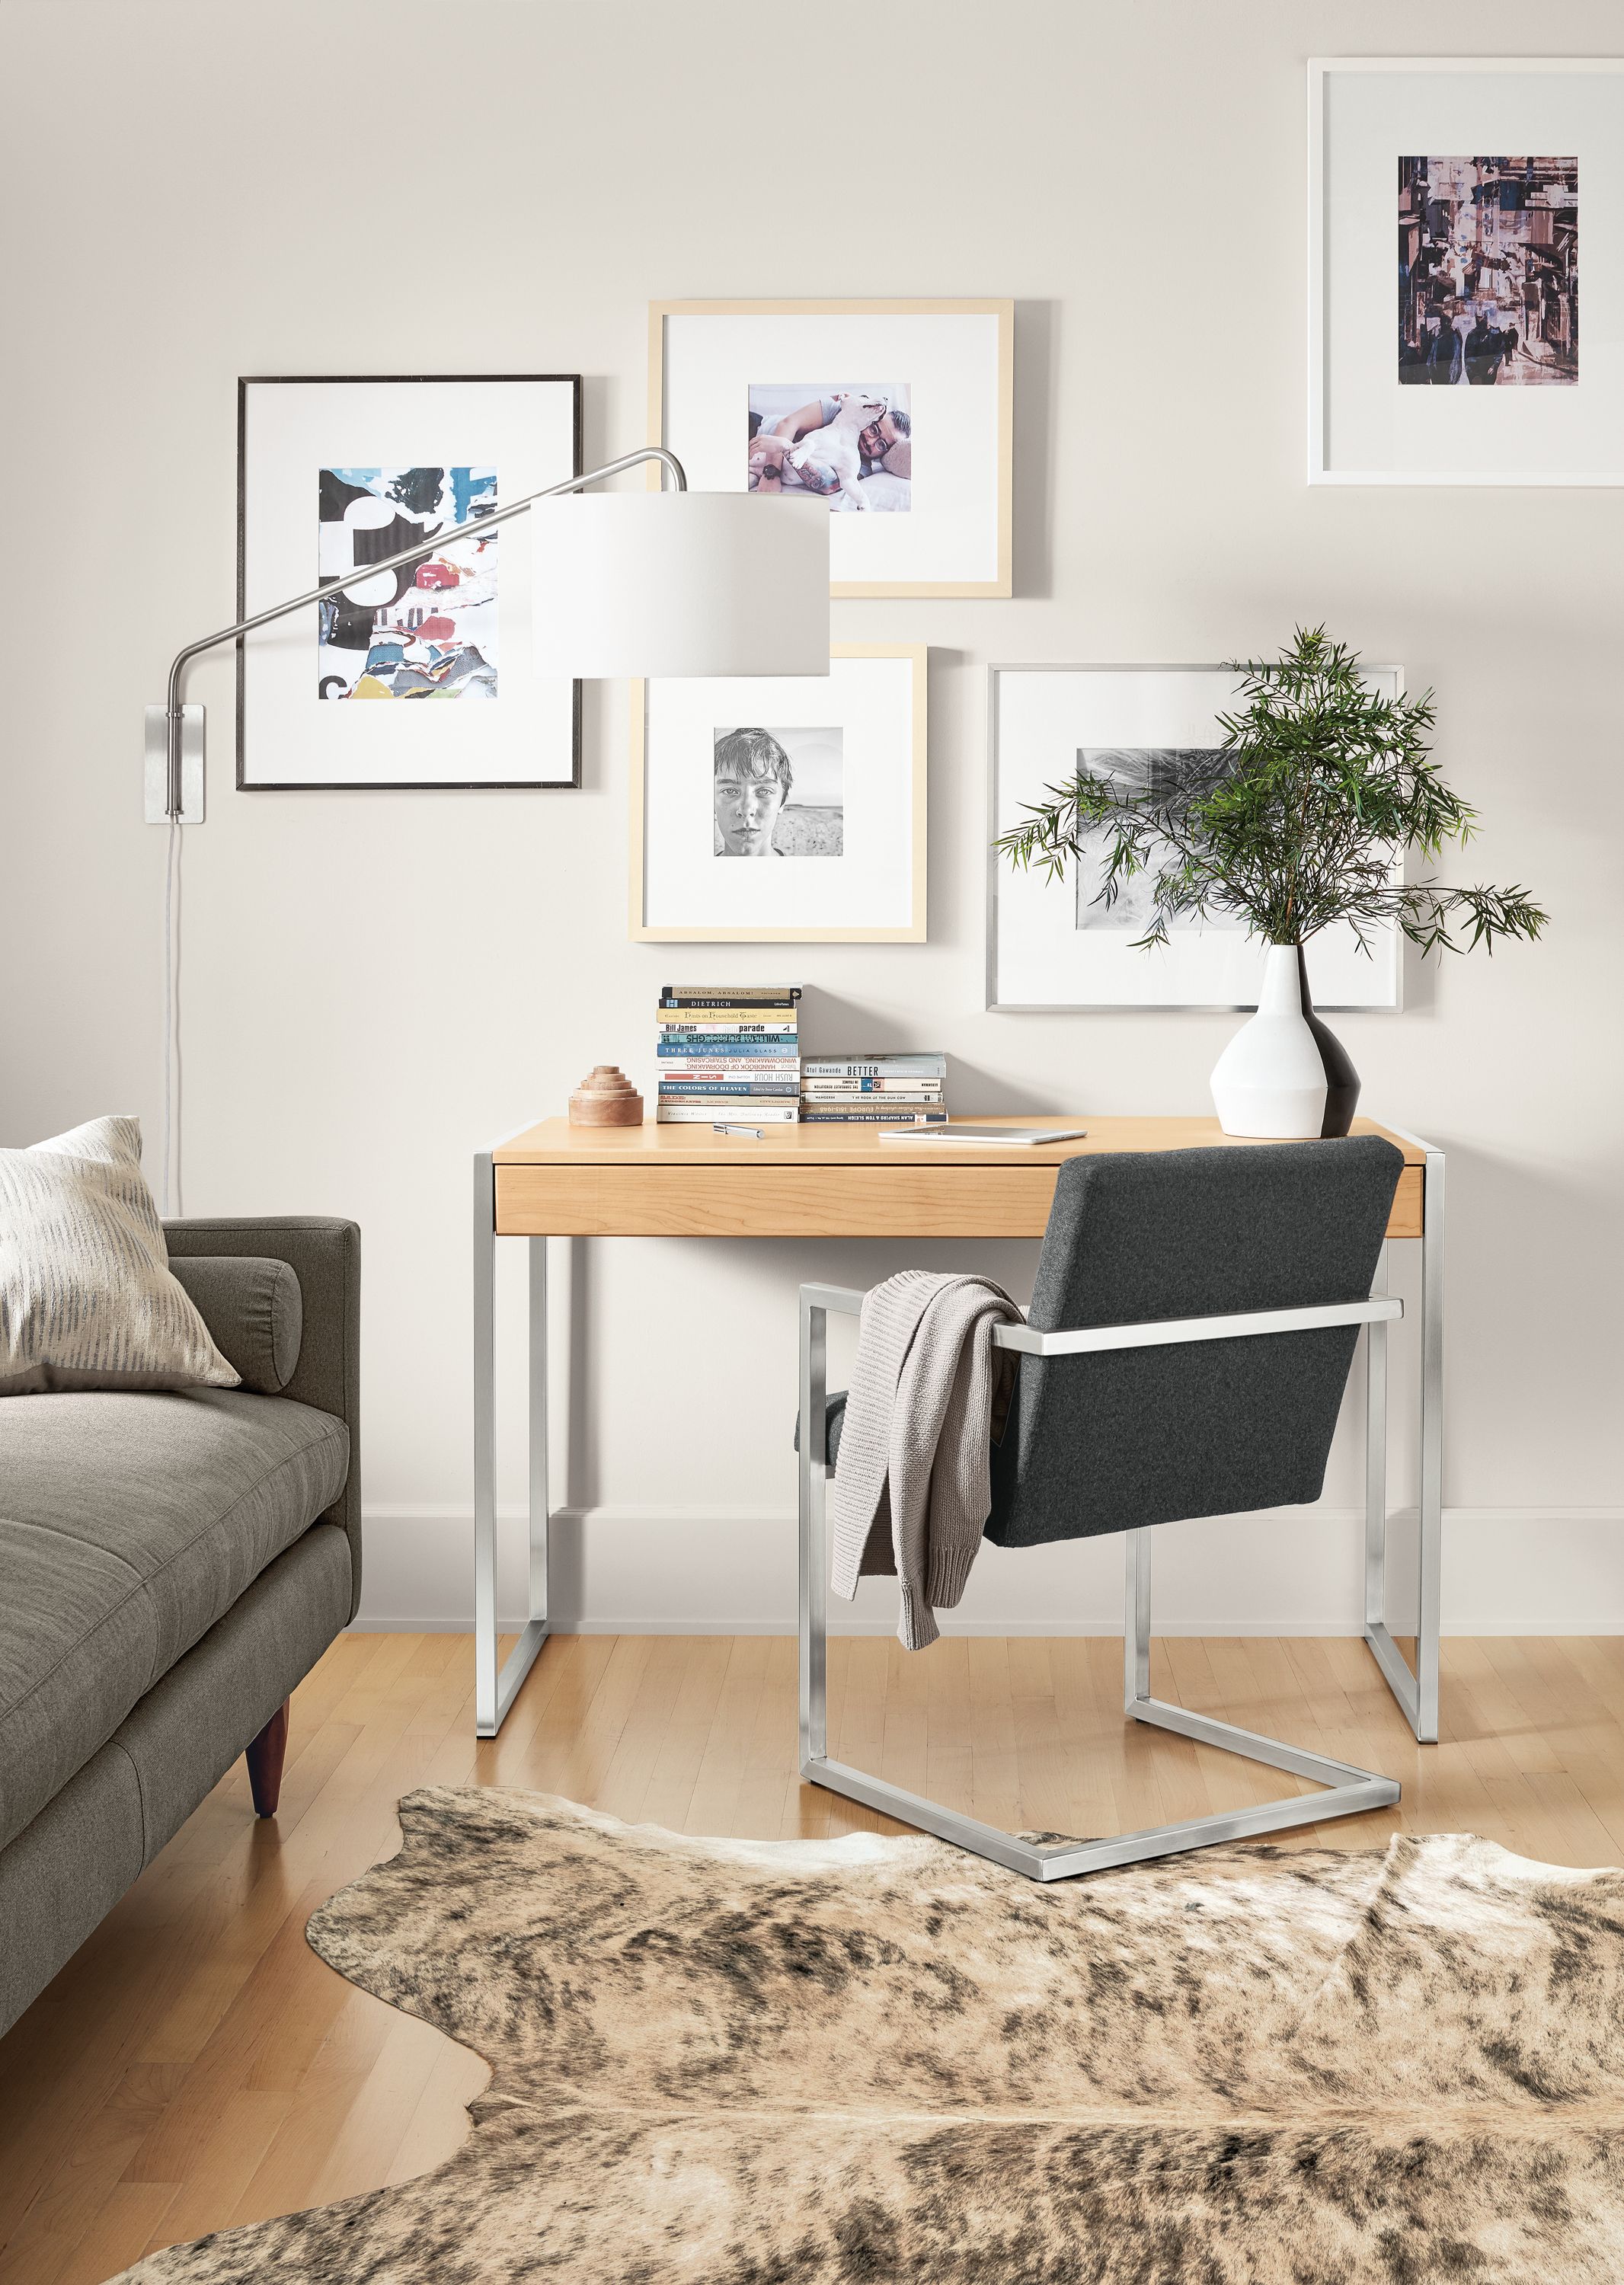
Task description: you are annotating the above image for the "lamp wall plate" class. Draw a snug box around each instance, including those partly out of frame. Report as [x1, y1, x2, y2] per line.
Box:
[144, 706, 206, 824]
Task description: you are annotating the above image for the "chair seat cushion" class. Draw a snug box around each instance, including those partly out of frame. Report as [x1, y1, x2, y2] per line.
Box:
[0, 1387, 348, 1852]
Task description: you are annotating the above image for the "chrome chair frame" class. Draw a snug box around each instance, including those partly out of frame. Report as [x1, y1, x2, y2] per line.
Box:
[797, 1281, 1407, 1881]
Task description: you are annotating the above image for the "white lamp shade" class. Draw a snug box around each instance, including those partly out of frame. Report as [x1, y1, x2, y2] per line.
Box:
[530, 491, 830, 679]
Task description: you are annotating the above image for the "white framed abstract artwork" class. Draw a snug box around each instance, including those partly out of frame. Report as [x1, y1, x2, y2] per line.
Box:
[651, 301, 1012, 596]
[237, 374, 582, 788]
[987, 664, 1404, 1011]
[1311, 58, 1624, 484]
[632, 647, 926, 942]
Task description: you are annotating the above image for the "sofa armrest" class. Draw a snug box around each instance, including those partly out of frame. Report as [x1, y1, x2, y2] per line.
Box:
[163, 1217, 361, 1619]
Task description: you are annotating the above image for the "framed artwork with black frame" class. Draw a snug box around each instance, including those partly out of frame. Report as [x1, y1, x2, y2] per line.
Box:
[237, 373, 583, 790]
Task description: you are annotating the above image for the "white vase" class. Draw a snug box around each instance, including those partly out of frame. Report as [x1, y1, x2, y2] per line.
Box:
[1210, 943, 1328, 1139]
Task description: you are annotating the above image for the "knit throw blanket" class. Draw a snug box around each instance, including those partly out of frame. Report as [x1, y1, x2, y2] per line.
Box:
[830, 1269, 1021, 1647]
[115, 1789, 1624, 2284]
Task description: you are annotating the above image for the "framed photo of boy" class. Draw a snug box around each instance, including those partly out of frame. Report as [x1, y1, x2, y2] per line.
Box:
[237, 373, 582, 788]
[631, 646, 927, 942]
[650, 300, 1012, 596]
[1310, 59, 1624, 484]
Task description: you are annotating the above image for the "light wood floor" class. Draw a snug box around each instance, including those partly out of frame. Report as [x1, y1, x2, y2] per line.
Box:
[6, 1627, 1624, 2283]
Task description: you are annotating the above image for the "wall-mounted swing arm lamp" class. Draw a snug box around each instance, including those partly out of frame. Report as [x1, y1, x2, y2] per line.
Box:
[144, 446, 830, 1213]
[145, 446, 830, 820]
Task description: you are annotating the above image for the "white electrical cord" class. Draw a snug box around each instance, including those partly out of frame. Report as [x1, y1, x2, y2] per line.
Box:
[161, 813, 183, 1216]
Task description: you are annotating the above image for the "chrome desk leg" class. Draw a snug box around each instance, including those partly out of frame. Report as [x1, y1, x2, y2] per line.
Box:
[474, 1154, 498, 1734]
[797, 1286, 1400, 1882]
[1362, 1146, 1444, 1744]
[473, 1159, 551, 1738]
[798, 1287, 828, 1769]
[1363, 1244, 1389, 1636]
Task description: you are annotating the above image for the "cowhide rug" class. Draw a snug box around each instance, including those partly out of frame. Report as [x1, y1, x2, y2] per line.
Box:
[114, 1788, 1624, 2283]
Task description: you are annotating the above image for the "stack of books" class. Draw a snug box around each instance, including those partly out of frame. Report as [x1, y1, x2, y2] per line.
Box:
[800, 1053, 948, 1126]
[655, 985, 802, 1123]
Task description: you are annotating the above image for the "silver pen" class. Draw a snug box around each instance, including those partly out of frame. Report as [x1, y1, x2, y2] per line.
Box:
[712, 1123, 765, 1140]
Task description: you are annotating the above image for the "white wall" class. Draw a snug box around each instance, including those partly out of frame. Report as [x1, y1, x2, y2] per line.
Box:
[4, 0, 1619, 1633]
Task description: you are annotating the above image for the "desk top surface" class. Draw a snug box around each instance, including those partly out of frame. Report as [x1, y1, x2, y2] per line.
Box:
[492, 1114, 1427, 1168]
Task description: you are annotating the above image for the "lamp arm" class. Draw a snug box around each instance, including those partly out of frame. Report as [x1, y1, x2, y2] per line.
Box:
[160, 445, 686, 817]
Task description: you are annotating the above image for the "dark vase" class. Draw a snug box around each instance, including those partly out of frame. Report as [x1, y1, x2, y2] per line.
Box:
[1296, 944, 1360, 1136]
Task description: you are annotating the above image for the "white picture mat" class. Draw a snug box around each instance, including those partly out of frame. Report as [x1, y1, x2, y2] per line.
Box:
[988, 666, 1402, 1011]
[641, 654, 919, 938]
[659, 310, 1004, 588]
[1312, 59, 1624, 483]
[240, 379, 578, 785]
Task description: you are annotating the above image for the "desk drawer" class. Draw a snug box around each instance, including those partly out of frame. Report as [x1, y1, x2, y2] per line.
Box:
[497, 1163, 1064, 1238]
[495, 1160, 1424, 1242]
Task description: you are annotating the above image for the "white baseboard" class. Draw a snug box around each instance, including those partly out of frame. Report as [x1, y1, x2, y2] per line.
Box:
[351, 1501, 1624, 1636]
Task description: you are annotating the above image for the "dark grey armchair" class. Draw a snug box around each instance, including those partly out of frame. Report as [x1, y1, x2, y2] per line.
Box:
[797, 1139, 1406, 1881]
[0, 1217, 360, 2036]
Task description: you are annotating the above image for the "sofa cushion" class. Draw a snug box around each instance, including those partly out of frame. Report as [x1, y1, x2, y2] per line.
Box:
[0, 1387, 348, 1853]
[168, 1256, 302, 1394]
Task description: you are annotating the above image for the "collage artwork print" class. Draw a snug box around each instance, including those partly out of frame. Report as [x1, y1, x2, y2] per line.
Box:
[746, 385, 911, 512]
[1399, 158, 1578, 385]
[317, 466, 497, 701]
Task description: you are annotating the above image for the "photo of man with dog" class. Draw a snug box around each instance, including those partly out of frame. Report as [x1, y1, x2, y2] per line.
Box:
[746, 383, 912, 512]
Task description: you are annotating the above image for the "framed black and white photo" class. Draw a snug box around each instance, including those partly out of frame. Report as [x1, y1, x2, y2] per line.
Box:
[632, 647, 926, 942]
[1311, 59, 1624, 484]
[237, 374, 582, 788]
[988, 665, 1403, 1011]
[651, 301, 1012, 596]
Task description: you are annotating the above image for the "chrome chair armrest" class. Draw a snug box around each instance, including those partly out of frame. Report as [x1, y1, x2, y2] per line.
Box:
[994, 1295, 1401, 1357]
[798, 1281, 868, 1318]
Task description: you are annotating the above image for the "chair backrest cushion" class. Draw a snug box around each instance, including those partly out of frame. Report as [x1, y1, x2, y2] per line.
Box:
[985, 1137, 1405, 1548]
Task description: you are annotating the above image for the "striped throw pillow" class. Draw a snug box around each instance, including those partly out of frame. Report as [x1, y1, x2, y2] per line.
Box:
[0, 1116, 241, 1396]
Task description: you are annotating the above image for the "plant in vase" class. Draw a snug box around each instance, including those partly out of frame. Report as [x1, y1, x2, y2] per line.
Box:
[994, 628, 1546, 1137]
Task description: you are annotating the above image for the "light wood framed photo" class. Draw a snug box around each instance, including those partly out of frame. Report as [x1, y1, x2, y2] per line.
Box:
[650, 300, 1012, 596]
[1311, 59, 1620, 484]
[631, 646, 926, 942]
[237, 373, 582, 788]
[987, 664, 1403, 1011]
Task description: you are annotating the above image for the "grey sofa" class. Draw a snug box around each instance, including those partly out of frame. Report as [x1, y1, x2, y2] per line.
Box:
[0, 1216, 360, 2037]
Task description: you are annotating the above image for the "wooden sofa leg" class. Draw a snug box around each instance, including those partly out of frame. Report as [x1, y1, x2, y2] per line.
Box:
[246, 1699, 290, 1817]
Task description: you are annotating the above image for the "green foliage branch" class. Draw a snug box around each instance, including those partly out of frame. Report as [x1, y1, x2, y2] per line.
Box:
[995, 628, 1546, 956]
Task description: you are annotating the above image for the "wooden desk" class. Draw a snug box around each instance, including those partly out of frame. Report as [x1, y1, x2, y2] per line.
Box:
[475, 1115, 1444, 1744]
